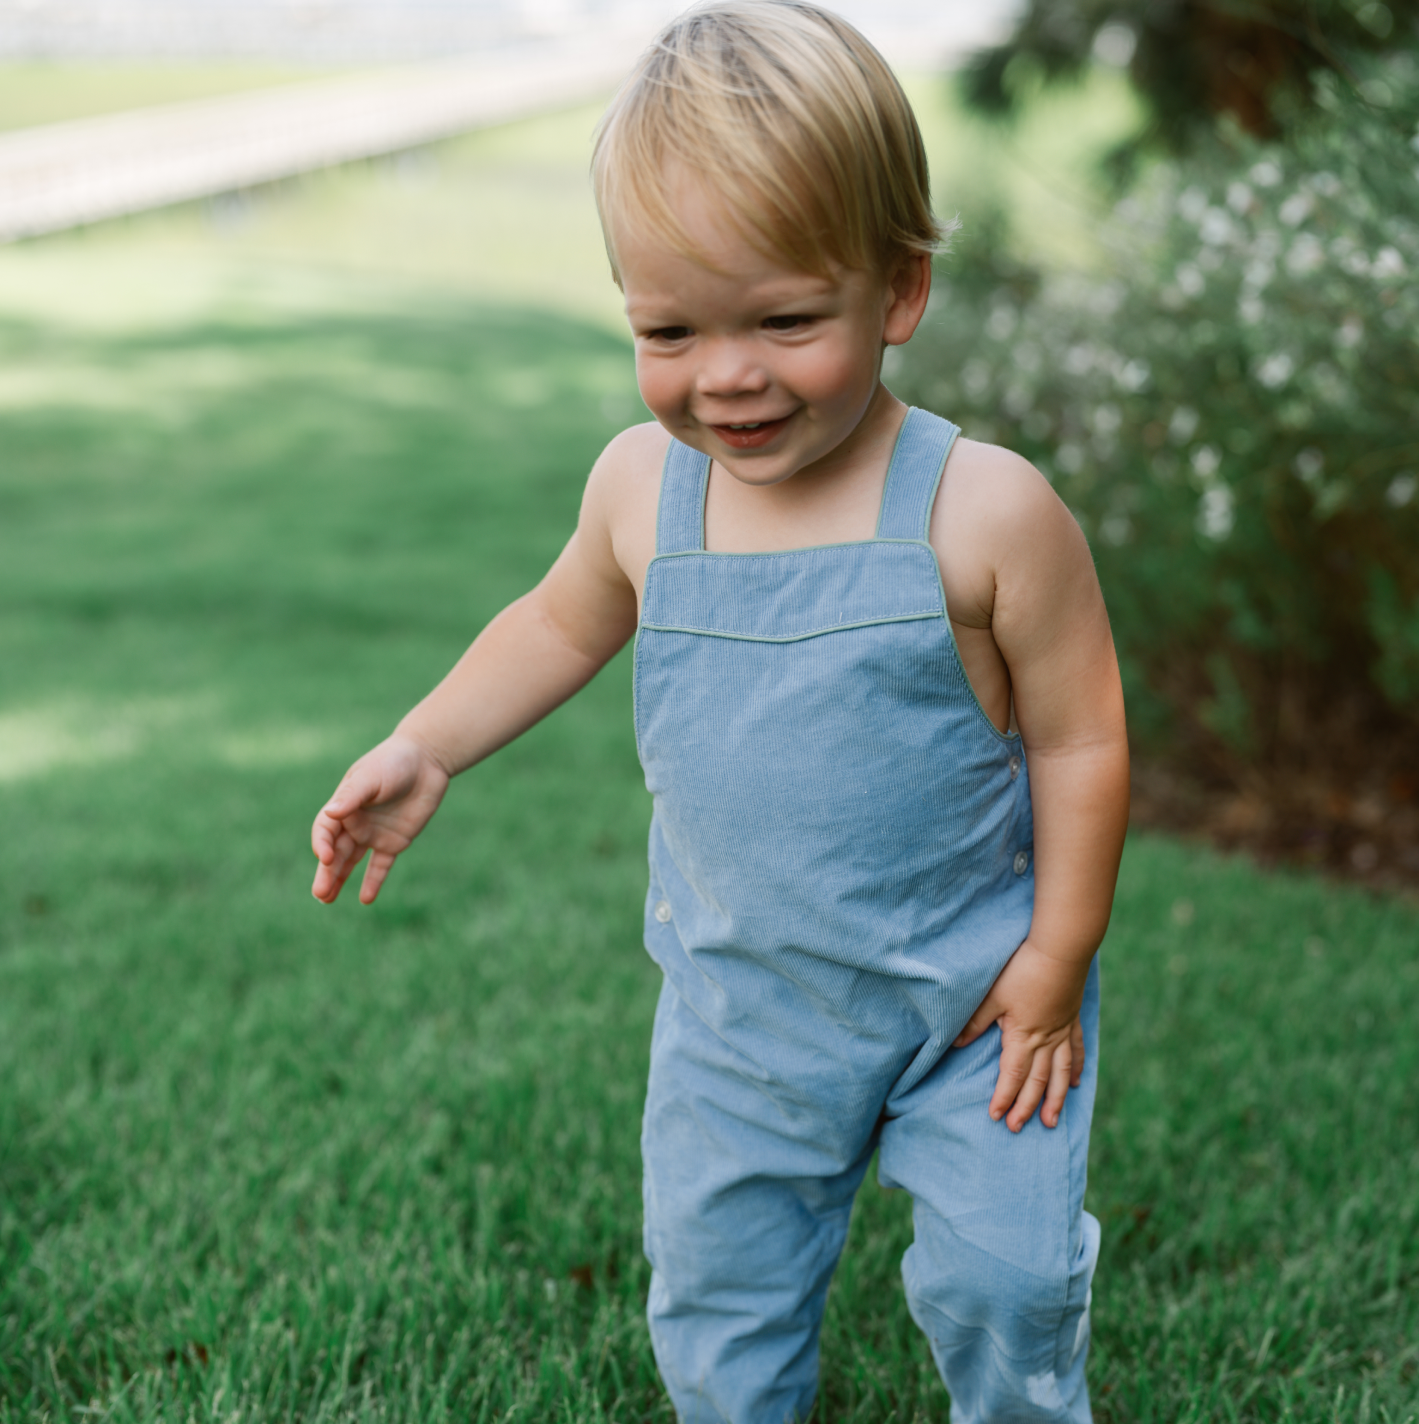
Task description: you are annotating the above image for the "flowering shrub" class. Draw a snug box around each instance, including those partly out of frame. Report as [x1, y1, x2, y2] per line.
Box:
[894, 55, 1419, 782]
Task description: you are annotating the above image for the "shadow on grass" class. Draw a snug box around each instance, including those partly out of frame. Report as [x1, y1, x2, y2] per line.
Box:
[0, 295, 1415, 1421]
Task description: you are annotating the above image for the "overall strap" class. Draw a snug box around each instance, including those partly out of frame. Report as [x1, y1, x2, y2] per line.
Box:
[656, 439, 712, 554]
[875, 407, 961, 541]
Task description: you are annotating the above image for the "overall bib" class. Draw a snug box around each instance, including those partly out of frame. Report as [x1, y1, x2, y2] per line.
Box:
[635, 407, 1100, 1424]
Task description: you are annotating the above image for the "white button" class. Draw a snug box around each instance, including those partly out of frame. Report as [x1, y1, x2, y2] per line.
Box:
[654, 900, 673, 923]
[1013, 851, 1030, 875]
[1009, 756, 1022, 780]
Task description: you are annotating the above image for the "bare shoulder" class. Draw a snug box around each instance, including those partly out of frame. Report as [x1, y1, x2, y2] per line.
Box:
[581, 421, 672, 598]
[592, 420, 672, 483]
[930, 437, 1092, 629]
[935, 437, 1069, 540]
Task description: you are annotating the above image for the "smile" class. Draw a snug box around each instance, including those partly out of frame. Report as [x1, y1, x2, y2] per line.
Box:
[709, 415, 791, 449]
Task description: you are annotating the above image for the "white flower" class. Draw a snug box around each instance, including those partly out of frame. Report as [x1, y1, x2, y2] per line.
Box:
[986, 302, 1017, 340]
[1239, 294, 1265, 324]
[1092, 403, 1123, 436]
[1372, 246, 1405, 278]
[1175, 263, 1205, 297]
[1279, 192, 1314, 226]
[1227, 182, 1254, 214]
[1169, 406, 1200, 443]
[1250, 160, 1283, 188]
[1200, 208, 1234, 245]
[1198, 485, 1235, 540]
[1337, 242, 1373, 276]
[1286, 234, 1325, 275]
[1294, 448, 1324, 484]
[1056, 442, 1086, 475]
[1309, 172, 1341, 197]
[1192, 444, 1221, 478]
[1256, 352, 1295, 388]
[1116, 359, 1150, 392]
[1387, 473, 1417, 507]
[1065, 344, 1094, 376]
[1337, 316, 1364, 349]
[1093, 22, 1137, 66]
[1243, 258, 1275, 289]
[1178, 187, 1209, 223]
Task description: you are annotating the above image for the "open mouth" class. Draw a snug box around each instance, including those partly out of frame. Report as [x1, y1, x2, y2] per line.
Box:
[709, 415, 791, 449]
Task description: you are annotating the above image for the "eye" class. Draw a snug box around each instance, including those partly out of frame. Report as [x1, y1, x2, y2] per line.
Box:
[764, 315, 812, 332]
[648, 326, 692, 342]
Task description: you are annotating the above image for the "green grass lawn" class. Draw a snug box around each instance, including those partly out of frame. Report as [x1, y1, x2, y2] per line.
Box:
[2, 66, 1416, 1424]
[1, 259, 1416, 1424]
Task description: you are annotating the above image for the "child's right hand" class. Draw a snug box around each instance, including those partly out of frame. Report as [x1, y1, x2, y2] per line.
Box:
[310, 734, 451, 905]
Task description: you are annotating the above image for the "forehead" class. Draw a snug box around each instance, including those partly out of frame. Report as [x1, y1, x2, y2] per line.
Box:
[612, 164, 856, 312]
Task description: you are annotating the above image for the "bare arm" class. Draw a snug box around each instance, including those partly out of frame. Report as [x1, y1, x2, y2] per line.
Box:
[396, 518, 638, 778]
[311, 438, 641, 905]
[995, 467, 1130, 972]
[947, 447, 1130, 1130]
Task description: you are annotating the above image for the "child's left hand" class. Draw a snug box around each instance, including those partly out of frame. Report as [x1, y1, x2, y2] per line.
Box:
[953, 940, 1089, 1133]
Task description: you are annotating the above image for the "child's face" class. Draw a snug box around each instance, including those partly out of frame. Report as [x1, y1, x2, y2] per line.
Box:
[615, 171, 926, 488]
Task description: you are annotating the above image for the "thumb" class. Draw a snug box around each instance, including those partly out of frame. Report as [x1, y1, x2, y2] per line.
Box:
[954, 993, 1002, 1048]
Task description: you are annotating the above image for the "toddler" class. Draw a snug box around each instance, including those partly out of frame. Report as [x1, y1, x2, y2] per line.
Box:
[312, 4, 1130, 1420]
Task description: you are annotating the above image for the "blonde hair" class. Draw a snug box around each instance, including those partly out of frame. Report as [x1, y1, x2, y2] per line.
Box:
[592, 0, 951, 285]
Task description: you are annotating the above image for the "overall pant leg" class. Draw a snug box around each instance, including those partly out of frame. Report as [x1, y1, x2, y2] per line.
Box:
[641, 979, 879, 1424]
[879, 958, 1102, 1424]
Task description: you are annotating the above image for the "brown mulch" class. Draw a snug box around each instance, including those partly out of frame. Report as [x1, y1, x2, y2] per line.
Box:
[1129, 755, 1419, 899]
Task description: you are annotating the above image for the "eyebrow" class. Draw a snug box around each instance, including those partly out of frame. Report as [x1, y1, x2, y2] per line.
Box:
[624, 277, 843, 318]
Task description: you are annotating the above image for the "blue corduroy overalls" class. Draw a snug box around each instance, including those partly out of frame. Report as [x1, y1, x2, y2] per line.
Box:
[634, 407, 1100, 1424]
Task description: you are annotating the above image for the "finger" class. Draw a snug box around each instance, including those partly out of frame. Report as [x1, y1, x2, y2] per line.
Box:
[988, 1033, 1032, 1123]
[1040, 1039, 1073, 1129]
[318, 833, 368, 897]
[1005, 1048, 1054, 1133]
[312, 810, 344, 864]
[312, 861, 344, 903]
[358, 848, 398, 905]
[1070, 1016, 1085, 1089]
[312, 836, 362, 901]
[323, 762, 384, 819]
[954, 995, 1000, 1048]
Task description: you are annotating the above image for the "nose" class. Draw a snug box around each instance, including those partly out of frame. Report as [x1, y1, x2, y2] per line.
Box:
[694, 336, 769, 399]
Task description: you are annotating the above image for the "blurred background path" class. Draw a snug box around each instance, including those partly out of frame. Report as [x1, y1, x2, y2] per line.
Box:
[0, 0, 1018, 242]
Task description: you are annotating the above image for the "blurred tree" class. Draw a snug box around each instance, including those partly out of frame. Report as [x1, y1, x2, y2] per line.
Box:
[964, 0, 1419, 158]
[898, 43, 1419, 865]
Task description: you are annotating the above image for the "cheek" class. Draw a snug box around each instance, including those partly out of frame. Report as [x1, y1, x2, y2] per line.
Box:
[633, 355, 680, 420]
[788, 334, 877, 403]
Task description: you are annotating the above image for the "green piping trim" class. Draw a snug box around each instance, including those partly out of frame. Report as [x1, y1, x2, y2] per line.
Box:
[922, 422, 960, 541]
[644, 535, 934, 565]
[640, 610, 943, 644]
[922, 431, 1022, 746]
[696, 451, 710, 549]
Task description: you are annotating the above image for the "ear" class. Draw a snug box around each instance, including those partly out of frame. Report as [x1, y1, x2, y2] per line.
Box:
[882, 254, 932, 347]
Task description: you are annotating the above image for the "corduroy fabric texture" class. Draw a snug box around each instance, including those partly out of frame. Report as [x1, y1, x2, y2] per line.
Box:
[634, 407, 1098, 1424]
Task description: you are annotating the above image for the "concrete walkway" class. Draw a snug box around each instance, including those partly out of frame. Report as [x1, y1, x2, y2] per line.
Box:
[0, 2, 1014, 245]
[0, 32, 646, 243]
